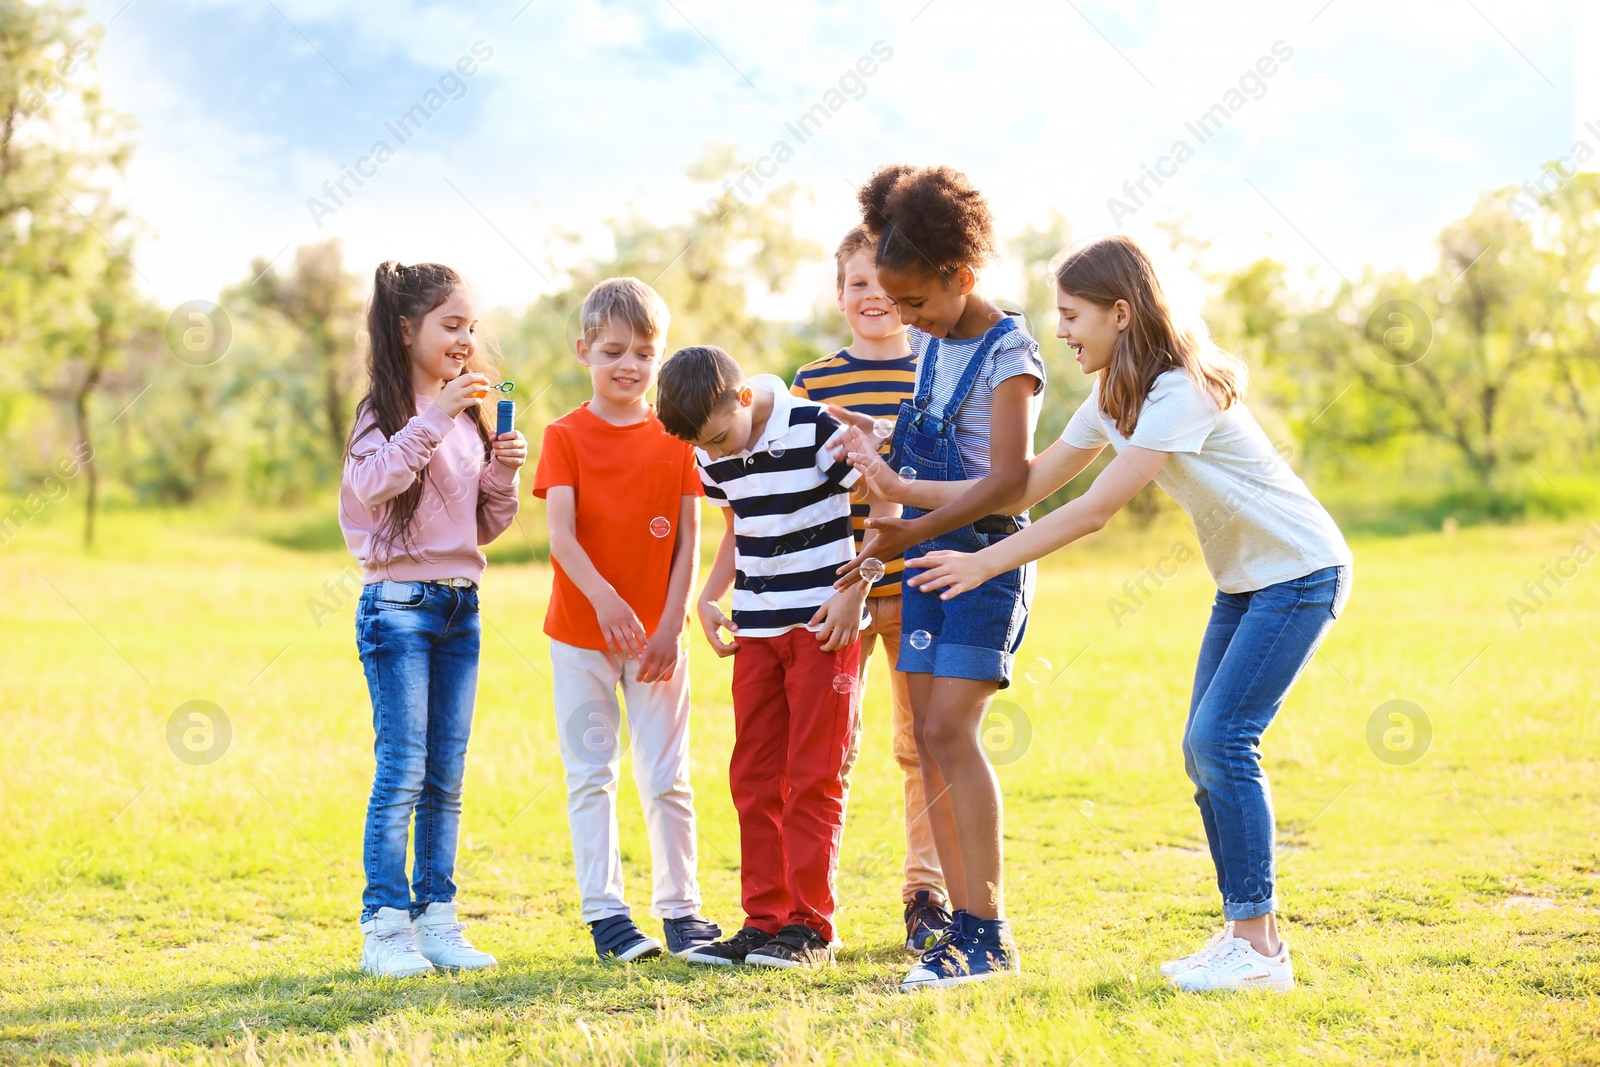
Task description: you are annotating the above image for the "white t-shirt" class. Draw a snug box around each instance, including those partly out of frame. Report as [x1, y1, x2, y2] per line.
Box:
[1061, 370, 1352, 594]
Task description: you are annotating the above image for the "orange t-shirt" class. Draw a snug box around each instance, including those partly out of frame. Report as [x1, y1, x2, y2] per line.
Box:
[533, 404, 702, 651]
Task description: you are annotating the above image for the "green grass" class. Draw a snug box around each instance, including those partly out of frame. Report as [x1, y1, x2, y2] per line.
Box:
[2, 504, 1598, 1065]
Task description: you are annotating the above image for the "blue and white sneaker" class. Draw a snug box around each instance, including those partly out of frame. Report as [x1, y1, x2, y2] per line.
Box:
[662, 914, 723, 958]
[901, 913, 1020, 991]
[904, 891, 953, 952]
[589, 915, 663, 962]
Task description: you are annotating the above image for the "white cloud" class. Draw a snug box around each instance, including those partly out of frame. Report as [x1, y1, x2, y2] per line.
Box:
[82, 0, 1578, 316]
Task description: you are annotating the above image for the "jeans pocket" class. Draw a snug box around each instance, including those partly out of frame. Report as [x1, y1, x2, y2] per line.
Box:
[376, 580, 425, 608]
[1329, 566, 1352, 620]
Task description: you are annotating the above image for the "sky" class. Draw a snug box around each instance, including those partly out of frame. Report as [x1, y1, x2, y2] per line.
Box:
[76, 0, 1585, 318]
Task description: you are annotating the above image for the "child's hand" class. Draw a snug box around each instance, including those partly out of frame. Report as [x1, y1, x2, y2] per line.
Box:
[696, 598, 739, 658]
[635, 625, 682, 683]
[439, 373, 490, 417]
[905, 549, 996, 599]
[808, 583, 867, 652]
[593, 588, 648, 657]
[824, 406, 875, 459]
[835, 516, 920, 589]
[846, 433, 908, 504]
[491, 430, 527, 469]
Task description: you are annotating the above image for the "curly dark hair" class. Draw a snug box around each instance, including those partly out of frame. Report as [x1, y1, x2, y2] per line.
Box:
[857, 164, 997, 280]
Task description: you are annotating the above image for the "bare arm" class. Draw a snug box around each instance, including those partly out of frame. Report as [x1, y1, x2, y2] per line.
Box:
[840, 375, 1037, 582]
[906, 446, 1171, 597]
[850, 431, 1105, 514]
[695, 503, 739, 656]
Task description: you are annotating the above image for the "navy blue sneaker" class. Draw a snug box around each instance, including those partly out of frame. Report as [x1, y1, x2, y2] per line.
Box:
[662, 914, 723, 958]
[589, 915, 663, 962]
[901, 914, 1019, 991]
[904, 890, 953, 952]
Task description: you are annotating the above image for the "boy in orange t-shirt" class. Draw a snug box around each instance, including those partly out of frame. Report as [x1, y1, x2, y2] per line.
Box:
[533, 278, 721, 963]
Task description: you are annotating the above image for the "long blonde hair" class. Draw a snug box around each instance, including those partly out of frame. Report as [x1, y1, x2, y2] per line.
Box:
[1052, 235, 1245, 437]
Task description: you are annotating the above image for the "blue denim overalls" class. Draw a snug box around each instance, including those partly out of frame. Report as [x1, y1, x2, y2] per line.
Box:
[889, 316, 1036, 688]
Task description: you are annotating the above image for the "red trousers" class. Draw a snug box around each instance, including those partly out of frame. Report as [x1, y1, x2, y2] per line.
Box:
[729, 628, 860, 944]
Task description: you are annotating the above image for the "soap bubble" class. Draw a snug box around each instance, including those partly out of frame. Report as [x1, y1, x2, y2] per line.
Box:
[832, 673, 856, 695]
[770, 444, 786, 459]
[1024, 657, 1054, 685]
[649, 516, 672, 538]
[909, 630, 932, 651]
[871, 418, 894, 439]
[859, 557, 886, 584]
[899, 466, 918, 481]
[1078, 799, 1095, 818]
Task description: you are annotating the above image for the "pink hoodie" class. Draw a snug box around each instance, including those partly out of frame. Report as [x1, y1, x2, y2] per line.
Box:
[339, 393, 520, 585]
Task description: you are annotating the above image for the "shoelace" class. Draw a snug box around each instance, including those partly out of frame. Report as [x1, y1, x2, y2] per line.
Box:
[426, 921, 470, 947]
[906, 899, 953, 935]
[1175, 924, 1232, 968]
[377, 927, 426, 955]
[1193, 940, 1263, 978]
[918, 918, 968, 966]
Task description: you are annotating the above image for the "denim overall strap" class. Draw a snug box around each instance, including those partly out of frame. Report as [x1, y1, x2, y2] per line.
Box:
[892, 315, 1023, 487]
[917, 315, 1020, 422]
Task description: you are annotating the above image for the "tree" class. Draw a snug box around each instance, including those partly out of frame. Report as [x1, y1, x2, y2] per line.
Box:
[495, 147, 822, 438]
[244, 239, 363, 460]
[1, 0, 143, 542]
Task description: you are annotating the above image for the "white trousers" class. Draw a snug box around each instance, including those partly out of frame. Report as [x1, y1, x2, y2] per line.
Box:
[550, 639, 701, 923]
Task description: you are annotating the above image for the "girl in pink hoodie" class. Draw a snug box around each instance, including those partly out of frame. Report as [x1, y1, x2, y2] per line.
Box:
[339, 261, 525, 977]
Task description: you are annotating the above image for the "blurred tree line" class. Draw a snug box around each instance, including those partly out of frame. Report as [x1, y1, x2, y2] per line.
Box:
[4, 2, 1597, 545]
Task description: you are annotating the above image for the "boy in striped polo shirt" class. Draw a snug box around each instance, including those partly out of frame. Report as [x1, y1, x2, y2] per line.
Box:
[791, 227, 950, 952]
[657, 344, 871, 970]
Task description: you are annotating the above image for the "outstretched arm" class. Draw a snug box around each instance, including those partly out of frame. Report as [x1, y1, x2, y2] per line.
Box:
[905, 446, 1170, 598]
[848, 430, 1104, 515]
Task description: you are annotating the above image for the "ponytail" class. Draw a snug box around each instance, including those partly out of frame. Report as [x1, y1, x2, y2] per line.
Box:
[354, 260, 495, 555]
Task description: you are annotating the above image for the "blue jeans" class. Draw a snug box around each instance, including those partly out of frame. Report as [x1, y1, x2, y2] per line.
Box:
[1182, 565, 1350, 921]
[355, 580, 481, 921]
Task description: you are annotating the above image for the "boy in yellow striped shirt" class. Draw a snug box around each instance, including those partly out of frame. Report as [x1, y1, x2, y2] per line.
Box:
[790, 227, 950, 951]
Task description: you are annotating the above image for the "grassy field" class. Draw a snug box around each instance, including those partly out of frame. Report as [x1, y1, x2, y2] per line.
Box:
[1, 503, 1597, 1065]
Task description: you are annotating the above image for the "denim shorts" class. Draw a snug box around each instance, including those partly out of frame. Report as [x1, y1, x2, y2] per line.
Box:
[899, 513, 1035, 689]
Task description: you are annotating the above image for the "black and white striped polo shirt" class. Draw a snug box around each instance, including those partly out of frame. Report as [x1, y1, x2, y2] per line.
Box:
[699, 374, 862, 638]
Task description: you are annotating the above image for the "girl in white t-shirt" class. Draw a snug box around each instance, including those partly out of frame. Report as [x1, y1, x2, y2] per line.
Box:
[847, 234, 1351, 992]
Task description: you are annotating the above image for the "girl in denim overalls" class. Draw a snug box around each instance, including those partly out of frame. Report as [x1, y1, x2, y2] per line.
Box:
[836, 165, 1045, 990]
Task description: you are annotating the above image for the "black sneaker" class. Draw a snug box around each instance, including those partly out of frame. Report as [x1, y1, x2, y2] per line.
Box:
[683, 925, 772, 966]
[903, 890, 953, 952]
[745, 924, 835, 970]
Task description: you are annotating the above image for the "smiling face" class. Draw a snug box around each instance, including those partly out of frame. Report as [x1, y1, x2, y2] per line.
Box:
[837, 250, 905, 341]
[402, 286, 477, 388]
[1056, 285, 1128, 376]
[576, 315, 663, 408]
[875, 263, 973, 338]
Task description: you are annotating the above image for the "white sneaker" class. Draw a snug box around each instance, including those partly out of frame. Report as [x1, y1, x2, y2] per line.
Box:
[1169, 936, 1294, 992]
[411, 902, 498, 971]
[1159, 922, 1233, 976]
[360, 907, 437, 978]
